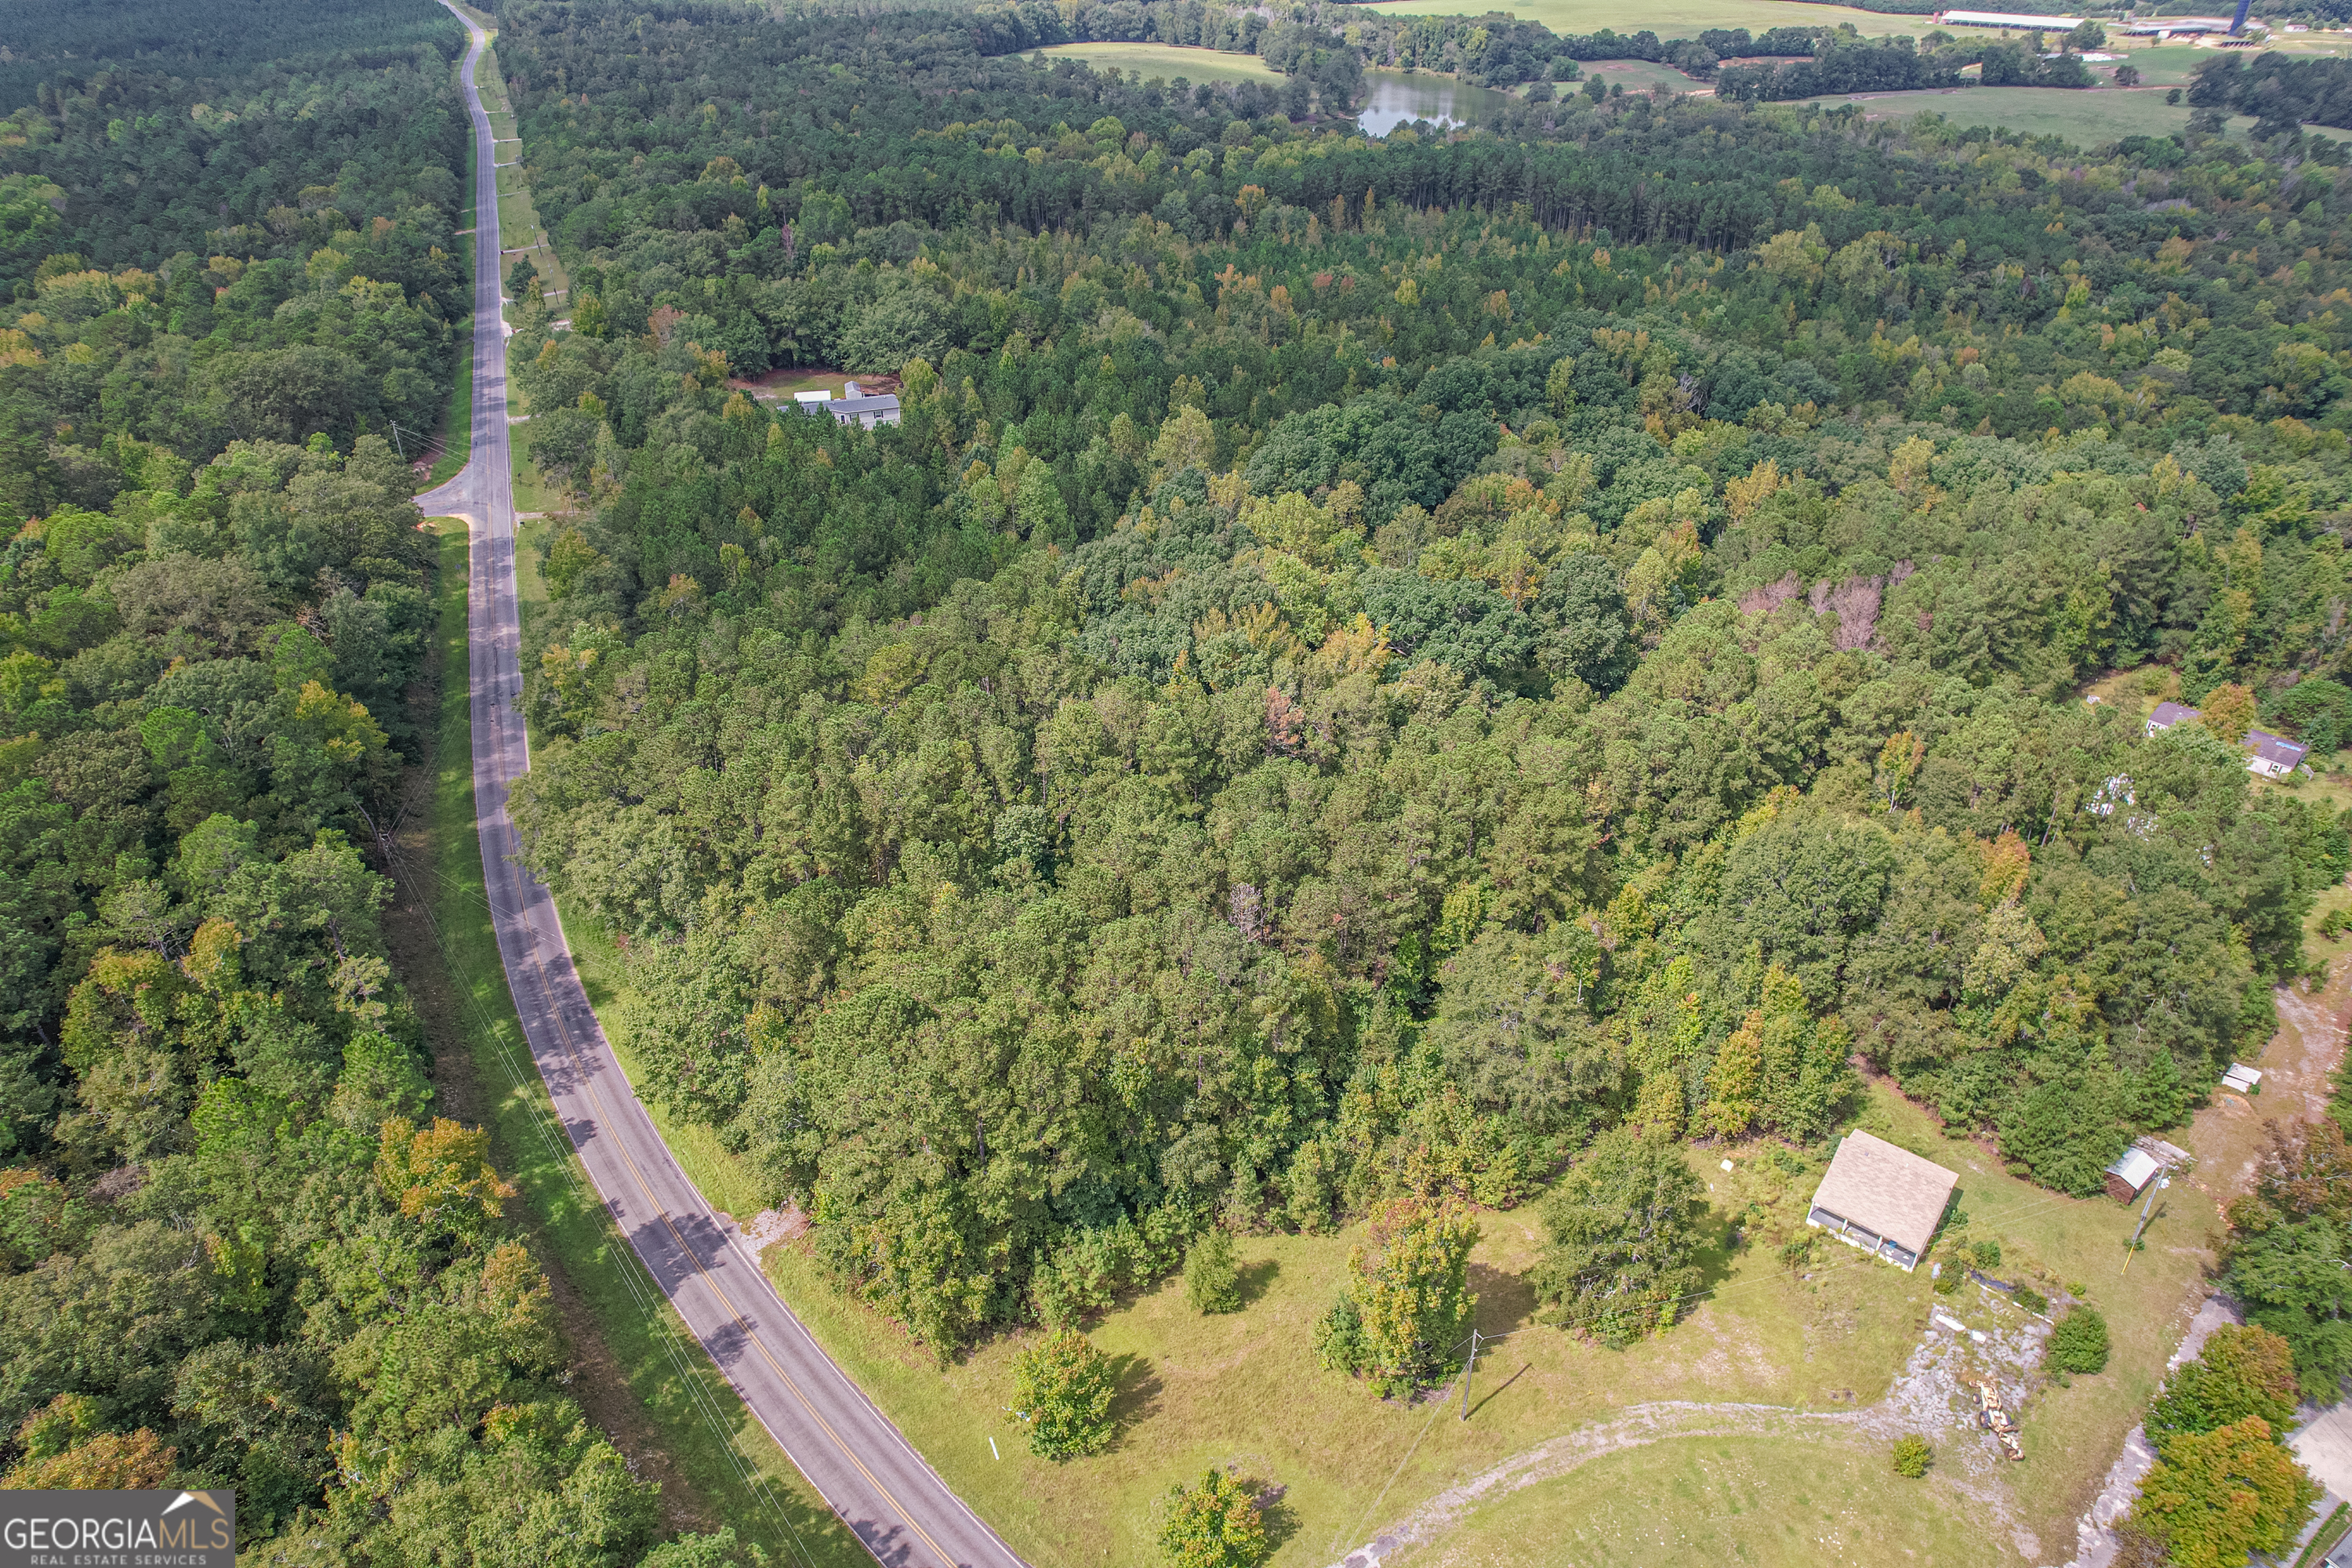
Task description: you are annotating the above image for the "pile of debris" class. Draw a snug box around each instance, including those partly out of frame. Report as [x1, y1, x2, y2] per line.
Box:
[1976, 1378, 2024, 1460]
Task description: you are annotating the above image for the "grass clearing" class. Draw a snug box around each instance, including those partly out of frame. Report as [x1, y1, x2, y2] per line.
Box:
[423, 328, 473, 490]
[1353, 0, 1940, 40]
[1580, 58, 1712, 94]
[1396, 1434, 1998, 1567]
[729, 367, 859, 406]
[739, 1073, 2222, 1568]
[508, 422, 561, 515]
[752, 1145, 1955, 1568]
[1037, 42, 1280, 82]
[390, 520, 866, 1568]
[1798, 85, 2198, 143]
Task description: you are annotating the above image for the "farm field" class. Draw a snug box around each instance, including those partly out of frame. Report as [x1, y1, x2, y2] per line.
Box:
[1037, 41, 1279, 82]
[1799, 84, 2200, 142]
[1577, 57, 1713, 94]
[1352, 0, 1940, 40]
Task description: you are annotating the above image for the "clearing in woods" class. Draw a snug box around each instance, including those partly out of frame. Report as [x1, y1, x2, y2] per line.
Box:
[1348, 0, 1942, 40]
[1036, 42, 1282, 83]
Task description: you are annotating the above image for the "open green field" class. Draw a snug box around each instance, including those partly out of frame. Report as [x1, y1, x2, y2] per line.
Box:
[1400, 1436, 1996, 1567]
[1038, 42, 1280, 82]
[1579, 57, 1712, 93]
[508, 421, 561, 514]
[1801, 84, 2200, 142]
[396, 521, 865, 1568]
[1795, 85, 2352, 147]
[422, 330, 472, 490]
[1353, 0, 1940, 40]
[2111, 43, 2212, 87]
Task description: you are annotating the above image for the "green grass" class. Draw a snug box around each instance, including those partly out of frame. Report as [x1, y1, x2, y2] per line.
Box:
[423, 328, 473, 491]
[1036, 42, 1280, 82]
[1353, 0, 1942, 40]
[2112, 43, 2212, 88]
[2298, 1501, 2352, 1568]
[401, 521, 864, 1567]
[1391, 1435, 1999, 1567]
[508, 423, 560, 516]
[736, 1079, 2212, 1567]
[1580, 58, 1712, 93]
[1796, 85, 2198, 143]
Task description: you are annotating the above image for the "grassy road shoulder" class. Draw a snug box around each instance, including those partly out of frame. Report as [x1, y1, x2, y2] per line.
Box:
[383, 519, 864, 1567]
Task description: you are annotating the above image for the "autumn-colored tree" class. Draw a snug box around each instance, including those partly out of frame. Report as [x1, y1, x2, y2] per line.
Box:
[2148, 1325, 2301, 1448]
[1008, 1327, 1117, 1460]
[1158, 1468, 1271, 1568]
[376, 1116, 517, 1236]
[2, 1394, 173, 1490]
[1314, 1196, 1478, 1397]
[2201, 683, 2258, 746]
[2129, 1416, 2319, 1568]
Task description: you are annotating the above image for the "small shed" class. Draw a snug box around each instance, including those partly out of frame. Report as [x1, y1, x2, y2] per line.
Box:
[2103, 1145, 2161, 1203]
[1807, 1131, 1960, 1272]
[2222, 1062, 2263, 1095]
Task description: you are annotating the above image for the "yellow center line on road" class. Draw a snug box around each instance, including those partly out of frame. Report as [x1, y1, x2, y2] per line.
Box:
[513, 923, 957, 1567]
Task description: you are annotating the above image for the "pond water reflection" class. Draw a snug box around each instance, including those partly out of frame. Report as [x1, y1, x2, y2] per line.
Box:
[1355, 69, 1516, 136]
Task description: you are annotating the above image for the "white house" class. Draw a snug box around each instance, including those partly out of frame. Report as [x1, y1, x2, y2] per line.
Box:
[2145, 701, 2310, 779]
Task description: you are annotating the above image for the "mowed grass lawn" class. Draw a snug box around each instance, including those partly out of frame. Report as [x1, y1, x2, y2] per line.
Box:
[1038, 42, 1279, 82]
[1578, 58, 1711, 95]
[748, 1078, 2226, 1568]
[1400, 1437, 1998, 1567]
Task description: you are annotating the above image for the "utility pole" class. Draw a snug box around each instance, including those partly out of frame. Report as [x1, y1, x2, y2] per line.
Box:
[1458, 1329, 1479, 1421]
[2122, 1174, 2171, 1273]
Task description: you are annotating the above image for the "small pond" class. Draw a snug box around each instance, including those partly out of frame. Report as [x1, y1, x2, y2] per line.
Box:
[1355, 68, 1517, 136]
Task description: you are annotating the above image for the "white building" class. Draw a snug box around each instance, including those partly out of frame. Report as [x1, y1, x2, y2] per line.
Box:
[2145, 700, 2310, 779]
[1935, 9, 2086, 28]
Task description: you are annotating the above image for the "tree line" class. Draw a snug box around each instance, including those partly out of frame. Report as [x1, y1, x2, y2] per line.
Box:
[0, 2, 763, 1563]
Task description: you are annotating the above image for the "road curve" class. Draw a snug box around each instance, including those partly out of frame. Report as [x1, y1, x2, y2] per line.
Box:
[419, 11, 1029, 1567]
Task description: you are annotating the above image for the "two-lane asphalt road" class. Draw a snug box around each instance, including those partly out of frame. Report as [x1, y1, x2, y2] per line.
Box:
[419, 11, 1027, 1566]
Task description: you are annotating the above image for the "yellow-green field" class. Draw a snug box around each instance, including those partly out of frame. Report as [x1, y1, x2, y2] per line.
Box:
[1037, 42, 1280, 83]
[1401, 1437, 1998, 1567]
[1802, 85, 2198, 143]
[1353, 0, 1941, 40]
[1579, 57, 1712, 93]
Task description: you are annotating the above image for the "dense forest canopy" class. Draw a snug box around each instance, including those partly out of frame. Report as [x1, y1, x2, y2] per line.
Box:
[468, 0, 2352, 1355]
[0, 2, 757, 1563]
